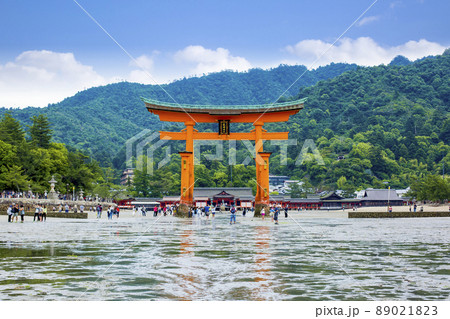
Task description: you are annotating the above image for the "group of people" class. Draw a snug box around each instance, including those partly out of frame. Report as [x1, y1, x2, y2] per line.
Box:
[130, 205, 176, 217]
[5, 202, 89, 222]
[6, 204, 50, 222]
[95, 204, 120, 219]
[6, 204, 25, 222]
[260, 205, 289, 224]
[59, 203, 85, 213]
[33, 204, 48, 222]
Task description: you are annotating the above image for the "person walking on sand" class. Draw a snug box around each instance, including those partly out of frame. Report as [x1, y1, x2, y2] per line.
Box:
[96, 204, 102, 218]
[42, 205, 47, 222]
[211, 205, 215, 219]
[261, 206, 266, 221]
[34, 205, 40, 222]
[273, 206, 280, 225]
[204, 205, 210, 219]
[12, 204, 19, 222]
[7, 205, 12, 223]
[19, 204, 25, 223]
[284, 205, 288, 218]
[230, 205, 236, 224]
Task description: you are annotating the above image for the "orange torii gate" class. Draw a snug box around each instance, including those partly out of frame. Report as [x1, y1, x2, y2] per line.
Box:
[143, 97, 305, 215]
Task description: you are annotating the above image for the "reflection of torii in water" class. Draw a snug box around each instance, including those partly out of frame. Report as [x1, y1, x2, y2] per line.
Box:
[253, 226, 274, 300]
[177, 229, 197, 300]
[143, 98, 306, 216]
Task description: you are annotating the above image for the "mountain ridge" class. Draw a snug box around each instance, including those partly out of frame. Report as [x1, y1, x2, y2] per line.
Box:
[0, 62, 358, 164]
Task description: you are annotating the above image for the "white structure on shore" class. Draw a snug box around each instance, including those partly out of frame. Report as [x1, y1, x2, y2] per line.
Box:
[269, 177, 303, 194]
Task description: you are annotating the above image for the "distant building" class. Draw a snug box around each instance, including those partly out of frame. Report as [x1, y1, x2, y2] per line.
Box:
[355, 190, 366, 199]
[283, 180, 303, 190]
[120, 168, 134, 185]
[320, 191, 360, 210]
[116, 198, 135, 208]
[131, 197, 160, 209]
[159, 187, 254, 209]
[360, 189, 403, 206]
[396, 187, 410, 197]
[131, 187, 406, 210]
[269, 175, 289, 186]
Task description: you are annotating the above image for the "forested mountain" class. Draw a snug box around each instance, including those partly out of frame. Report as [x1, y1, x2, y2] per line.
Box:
[265, 51, 449, 192]
[131, 52, 449, 197]
[0, 63, 356, 166]
[1, 53, 449, 198]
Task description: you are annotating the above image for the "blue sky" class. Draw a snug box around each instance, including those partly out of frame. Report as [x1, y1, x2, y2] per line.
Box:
[0, 0, 448, 107]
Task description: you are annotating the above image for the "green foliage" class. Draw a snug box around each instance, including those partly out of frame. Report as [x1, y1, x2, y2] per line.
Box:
[0, 112, 25, 146]
[0, 63, 357, 168]
[280, 52, 450, 193]
[28, 114, 52, 148]
[0, 165, 29, 191]
[286, 181, 302, 198]
[408, 175, 450, 202]
[336, 176, 356, 198]
[0, 113, 103, 195]
[1, 53, 449, 199]
[130, 155, 180, 197]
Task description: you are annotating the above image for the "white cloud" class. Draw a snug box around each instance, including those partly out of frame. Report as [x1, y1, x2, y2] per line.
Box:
[173, 45, 252, 75]
[0, 50, 107, 108]
[285, 37, 446, 68]
[127, 54, 155, 84]
[126, 52, 168, 84]
[130, 54, 154, 70]
[357, 15, 379, 26]
[390, 1, 402, 9]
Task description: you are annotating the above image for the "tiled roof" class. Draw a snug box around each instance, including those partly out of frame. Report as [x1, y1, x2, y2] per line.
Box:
[142, 97, 306, 115]
[193, 187, 253, 198]
[362, 189, 402, 201]
[289, 198, 321, 203]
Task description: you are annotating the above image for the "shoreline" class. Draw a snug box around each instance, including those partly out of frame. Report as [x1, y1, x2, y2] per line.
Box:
[2, 204, 450, 221]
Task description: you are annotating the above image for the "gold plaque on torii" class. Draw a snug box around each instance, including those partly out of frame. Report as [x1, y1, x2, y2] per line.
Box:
[218, 120, 230, 135]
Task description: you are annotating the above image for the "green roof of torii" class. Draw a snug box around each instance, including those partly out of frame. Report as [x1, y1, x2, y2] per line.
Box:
[141, 97, 307, 113]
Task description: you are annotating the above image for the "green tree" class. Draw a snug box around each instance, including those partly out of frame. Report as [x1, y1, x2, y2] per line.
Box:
[0, 165, 29, 191]
[286, 181, 303, 198]
[28, 114, 52, 148]
[0, 112, 25, 146]
[336, 176, 356, 198]
[408, 175, 450, 202]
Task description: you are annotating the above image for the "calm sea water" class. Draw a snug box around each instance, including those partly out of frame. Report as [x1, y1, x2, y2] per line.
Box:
[0, 212, 449, 300]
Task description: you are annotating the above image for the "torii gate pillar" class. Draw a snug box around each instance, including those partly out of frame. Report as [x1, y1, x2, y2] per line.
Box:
[255, 152, 272, 214]
[179, 151, 194, 206]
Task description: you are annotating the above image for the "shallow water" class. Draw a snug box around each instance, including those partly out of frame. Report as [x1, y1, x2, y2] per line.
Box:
[0, 213, 449, 300]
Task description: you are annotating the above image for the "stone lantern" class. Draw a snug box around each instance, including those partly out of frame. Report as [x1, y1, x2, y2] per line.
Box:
[79, 189, 84, 201]
[48, 175, 58, 200]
